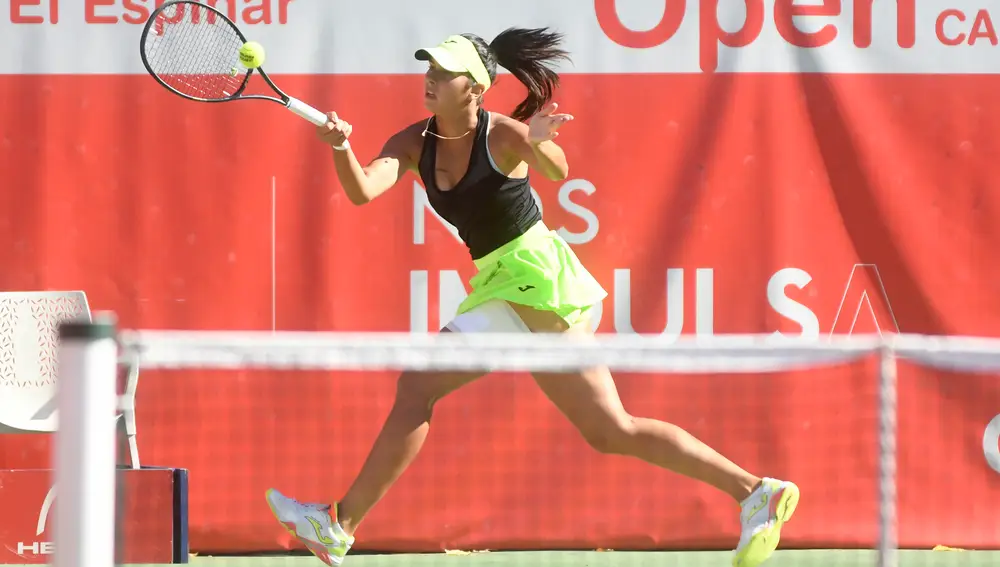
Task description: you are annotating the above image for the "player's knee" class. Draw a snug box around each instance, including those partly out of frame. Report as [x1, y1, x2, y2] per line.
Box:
[394, 372, 444, 417]
[577, 413, 637, 455]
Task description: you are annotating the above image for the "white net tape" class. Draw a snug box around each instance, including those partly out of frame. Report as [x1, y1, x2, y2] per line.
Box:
[117, 331, 1000, 373]
[120, 331, 885, 372]
[891, 334, 1000, 372]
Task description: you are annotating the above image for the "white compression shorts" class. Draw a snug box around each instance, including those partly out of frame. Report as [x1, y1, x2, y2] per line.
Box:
[444, 299, 530, 334]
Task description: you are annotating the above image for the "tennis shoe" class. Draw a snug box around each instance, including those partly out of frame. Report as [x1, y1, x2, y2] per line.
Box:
[265, 488, 353, 566]
[732, 477, 799, 567]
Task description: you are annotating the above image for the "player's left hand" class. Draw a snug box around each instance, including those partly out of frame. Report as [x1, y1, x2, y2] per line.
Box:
[528, 102, 573, 144]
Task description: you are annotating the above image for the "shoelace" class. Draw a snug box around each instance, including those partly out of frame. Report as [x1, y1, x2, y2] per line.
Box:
[304, 502, 332, 516]
[286, 496, 331, 516]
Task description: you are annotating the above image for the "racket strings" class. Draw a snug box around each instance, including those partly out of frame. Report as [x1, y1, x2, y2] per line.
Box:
[143, 3, 247, 101]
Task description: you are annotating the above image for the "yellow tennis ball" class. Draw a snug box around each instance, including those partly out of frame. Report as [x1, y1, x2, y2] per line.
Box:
[239, 41, 265, 69]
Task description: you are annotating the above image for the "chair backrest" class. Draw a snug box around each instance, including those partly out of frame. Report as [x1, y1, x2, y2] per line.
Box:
[0, 291, 91, 432]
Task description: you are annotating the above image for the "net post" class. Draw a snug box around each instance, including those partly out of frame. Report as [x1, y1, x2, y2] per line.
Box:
[54, 313, 119, 567]
[876, 339, 899, 567]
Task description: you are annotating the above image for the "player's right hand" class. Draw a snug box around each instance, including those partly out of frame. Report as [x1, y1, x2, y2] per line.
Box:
[317, 111, 352, 147]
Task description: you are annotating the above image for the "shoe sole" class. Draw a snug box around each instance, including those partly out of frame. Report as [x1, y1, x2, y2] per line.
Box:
[732, 482, 800, 567]
[265, 489, 337, 566]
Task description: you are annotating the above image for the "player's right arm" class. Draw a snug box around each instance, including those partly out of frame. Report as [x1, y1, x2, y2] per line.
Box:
[318, 113, 422, 206]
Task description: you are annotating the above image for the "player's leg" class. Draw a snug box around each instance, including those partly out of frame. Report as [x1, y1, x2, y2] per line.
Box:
[337, 337, 487, 535]
[266, 327, 486, 566]
[510, 303, 798, 567]
[538, 363, 765, 500]
[509, 303, 760, 500]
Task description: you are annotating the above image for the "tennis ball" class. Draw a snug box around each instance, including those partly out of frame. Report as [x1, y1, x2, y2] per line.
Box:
[239, 41, 265, 69]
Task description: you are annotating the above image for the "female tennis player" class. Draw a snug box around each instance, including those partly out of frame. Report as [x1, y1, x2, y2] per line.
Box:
[265, 28, 798, 567]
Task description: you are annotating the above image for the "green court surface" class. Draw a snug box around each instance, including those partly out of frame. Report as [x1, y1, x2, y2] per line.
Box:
[100, 549, 998, 567]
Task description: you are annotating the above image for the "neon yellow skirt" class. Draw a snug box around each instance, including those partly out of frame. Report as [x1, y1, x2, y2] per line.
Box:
[456, 222, 608, 328]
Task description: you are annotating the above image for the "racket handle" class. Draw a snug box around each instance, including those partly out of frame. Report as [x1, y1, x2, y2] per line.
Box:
[286, 97, 329, 126]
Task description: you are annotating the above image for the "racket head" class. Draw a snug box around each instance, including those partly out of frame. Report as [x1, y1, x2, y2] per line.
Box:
[140, 0, 258, 103]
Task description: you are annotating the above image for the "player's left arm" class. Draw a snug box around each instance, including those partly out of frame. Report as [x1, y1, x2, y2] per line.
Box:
[494, 106, 572, 181]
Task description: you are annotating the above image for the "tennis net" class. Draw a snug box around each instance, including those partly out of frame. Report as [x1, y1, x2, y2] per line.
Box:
[51, 321, 1000, 567]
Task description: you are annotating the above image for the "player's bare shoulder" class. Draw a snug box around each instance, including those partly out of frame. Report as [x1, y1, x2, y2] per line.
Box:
[487, 112, 531, 159]
[379, 120, 428, 172]
[398, 119, 429, 145]
[488, 112, 530, 138]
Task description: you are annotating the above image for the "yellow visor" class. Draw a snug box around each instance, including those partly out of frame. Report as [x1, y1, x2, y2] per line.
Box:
[415, 35, 491, 91]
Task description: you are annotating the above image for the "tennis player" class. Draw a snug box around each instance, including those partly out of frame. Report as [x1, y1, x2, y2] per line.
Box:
[265, 28, 798, 567]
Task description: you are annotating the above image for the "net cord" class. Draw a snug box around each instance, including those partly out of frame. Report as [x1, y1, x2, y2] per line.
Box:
[117, 331, 1000, 373]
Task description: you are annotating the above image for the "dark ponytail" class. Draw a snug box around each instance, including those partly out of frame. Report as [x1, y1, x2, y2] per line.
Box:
[461, 28, 570, 122]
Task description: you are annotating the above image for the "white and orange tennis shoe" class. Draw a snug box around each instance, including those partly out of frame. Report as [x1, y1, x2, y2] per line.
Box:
[732, 477, 800, 567]
[265, 488, 354, 566]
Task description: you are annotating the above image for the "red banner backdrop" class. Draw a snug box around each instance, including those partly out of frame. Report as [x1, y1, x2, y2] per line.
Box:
[1, 72, 1000, 552]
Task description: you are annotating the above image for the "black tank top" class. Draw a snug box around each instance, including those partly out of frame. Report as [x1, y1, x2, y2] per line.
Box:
[418, 107, 542, 260]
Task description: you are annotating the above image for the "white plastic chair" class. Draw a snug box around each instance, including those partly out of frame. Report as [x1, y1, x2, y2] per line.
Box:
[0, 291, 140, 469]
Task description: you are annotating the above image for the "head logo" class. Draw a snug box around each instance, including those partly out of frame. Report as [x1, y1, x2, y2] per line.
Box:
[14, 484, 56, 557]
[36, 484, 56, 538]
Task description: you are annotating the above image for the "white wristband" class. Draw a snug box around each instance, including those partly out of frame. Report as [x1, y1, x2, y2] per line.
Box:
[332, 140, 351, 151]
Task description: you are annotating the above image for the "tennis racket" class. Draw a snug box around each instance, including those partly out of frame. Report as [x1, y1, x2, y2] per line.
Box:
[139, 0, 329, 126]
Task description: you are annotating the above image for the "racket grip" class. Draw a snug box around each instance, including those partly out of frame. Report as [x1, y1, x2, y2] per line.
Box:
[286, 97, 329, 126]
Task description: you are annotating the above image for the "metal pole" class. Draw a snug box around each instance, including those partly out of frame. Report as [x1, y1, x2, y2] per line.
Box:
[54, 314, 118, 567]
